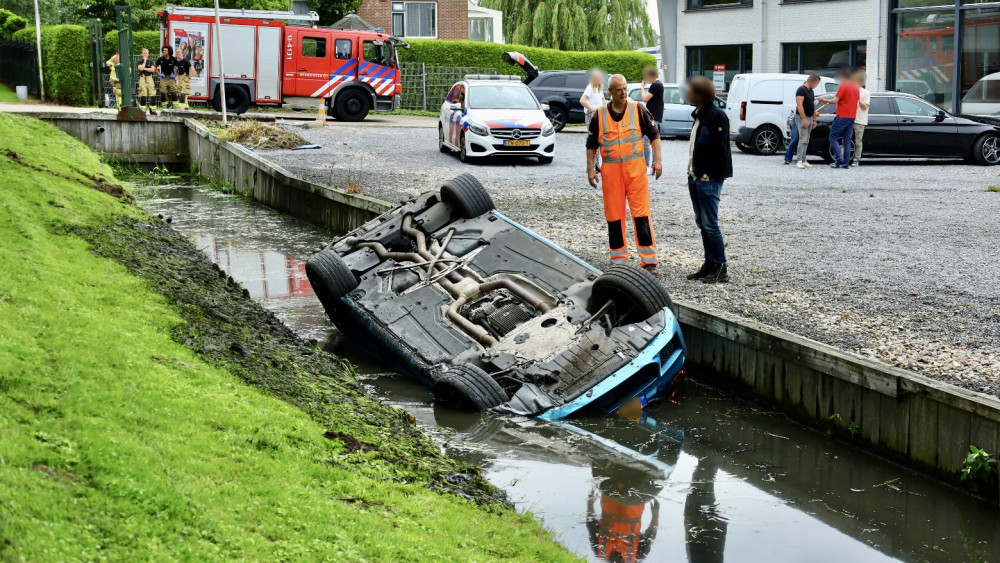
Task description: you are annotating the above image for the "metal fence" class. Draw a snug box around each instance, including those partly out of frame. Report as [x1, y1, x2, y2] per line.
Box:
[100, 55, 210, 109]
[0, 40, 40, 99]
[399, 62, 496, 111]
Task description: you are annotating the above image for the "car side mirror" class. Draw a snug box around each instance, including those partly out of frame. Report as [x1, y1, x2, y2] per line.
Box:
[935, 110, 946, 122]
[540, 102, 550, 111]
[448, 102, 463, 112]
[717, 99, 726, 109]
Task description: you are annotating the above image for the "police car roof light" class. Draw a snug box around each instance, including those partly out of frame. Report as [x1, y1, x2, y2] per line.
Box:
[464, 74, 520, 81]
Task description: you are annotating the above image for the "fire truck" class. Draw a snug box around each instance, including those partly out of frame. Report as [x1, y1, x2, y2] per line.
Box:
[158, 5, 404, 120]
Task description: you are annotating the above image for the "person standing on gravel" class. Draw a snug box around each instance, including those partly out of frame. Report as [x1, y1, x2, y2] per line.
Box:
[684, 75, 733, 284]
[587, 74, 663, 277]
[580, 69, 606, 171]
[852, 72, 871, 167]
[641, 66, 665, 172]
[819, 69, 859, 169]
[783, 74, 820, 168]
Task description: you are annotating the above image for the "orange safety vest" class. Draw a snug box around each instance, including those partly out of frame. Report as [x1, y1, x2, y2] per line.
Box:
[596, 496, 645, 563]
[597, 101, 645, 166]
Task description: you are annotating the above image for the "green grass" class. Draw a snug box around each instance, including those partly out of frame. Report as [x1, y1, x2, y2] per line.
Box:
[0, 113, 576, 561]
[387, 108, 439, 118]
[986, 185, 1000, 193]
[0, 82, 24, 102]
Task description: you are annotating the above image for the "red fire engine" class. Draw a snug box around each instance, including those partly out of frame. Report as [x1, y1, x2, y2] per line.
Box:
[158, 5, 404, 120]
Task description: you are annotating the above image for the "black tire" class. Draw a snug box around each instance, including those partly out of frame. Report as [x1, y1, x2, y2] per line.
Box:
[211, 85, 251, 115]
[305, 249, 359, 302]
[972, 134, 1000, 166]
[334, 89, 370, 122]
[441, 173, 495, 218]
[433, 364, 509, 411]
[823, 138, 855, 165]
[537, 155, 553, 164]
[751, 126, 781, 155]
[592, 264, 674, 325]
[735, 141, 754, 154]
[459, 132, 470, 163]
[438, 125, 449, 153]
[549, 104, 568, 132]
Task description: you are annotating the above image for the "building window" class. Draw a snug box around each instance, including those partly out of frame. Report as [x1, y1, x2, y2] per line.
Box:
[469, 17, 494, 42]
[391, 1, 437, 38]
[686, 45, 752, 92]
[301, 37, 326, 58]
[782, 41, 867, 75]
[687, 0, 752, 10]
[893, 9, 954, 110]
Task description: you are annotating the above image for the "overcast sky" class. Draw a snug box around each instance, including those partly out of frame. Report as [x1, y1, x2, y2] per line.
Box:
[646, 0, 660, 37]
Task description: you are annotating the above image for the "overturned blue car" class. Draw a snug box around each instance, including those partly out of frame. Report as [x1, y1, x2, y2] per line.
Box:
[306, 174, 686, 419]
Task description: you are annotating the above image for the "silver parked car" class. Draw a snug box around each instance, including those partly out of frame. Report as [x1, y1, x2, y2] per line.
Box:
[628, 82, 726, 138]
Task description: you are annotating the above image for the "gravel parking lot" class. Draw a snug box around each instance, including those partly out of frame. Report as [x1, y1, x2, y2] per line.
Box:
[259, 119, 1000, 393]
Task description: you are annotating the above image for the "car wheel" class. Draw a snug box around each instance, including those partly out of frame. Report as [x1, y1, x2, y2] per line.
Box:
[735, 141, 754, 154]
[433, 364, 509, 411]
[212, 85, 250, 115]
[537, 155, 553, 164]
[592, 265, 674, 325]
[438, 125, 449, 153]
[459, 132, 471, 163]
[824, 138, 855, 165]
[973, 134, 1000, 166]
[441, 173, 495, 218]
[751, 126, 781, 155]
[334, 89, 370, 122]
[549, 105, 568, 132]
[305, 249, 359, 307]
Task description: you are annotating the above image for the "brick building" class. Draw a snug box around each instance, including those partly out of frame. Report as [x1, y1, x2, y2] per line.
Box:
[358, 0, 503, 42]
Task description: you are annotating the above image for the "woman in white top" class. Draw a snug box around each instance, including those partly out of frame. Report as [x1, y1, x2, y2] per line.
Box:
[580, 69, 605, 170]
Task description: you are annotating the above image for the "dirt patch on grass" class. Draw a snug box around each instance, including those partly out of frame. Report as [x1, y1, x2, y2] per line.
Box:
[220, 121, 307, 150]
[2, 147, 131, 202]
[324, 430, 378, 454]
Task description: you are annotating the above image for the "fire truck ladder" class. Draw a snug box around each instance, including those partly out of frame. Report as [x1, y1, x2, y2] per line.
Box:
[163, 4, 319, 22]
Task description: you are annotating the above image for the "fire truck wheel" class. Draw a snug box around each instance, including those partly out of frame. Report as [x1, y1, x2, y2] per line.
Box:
[211, 85, 250, 115]
[335, 89, 370, 122]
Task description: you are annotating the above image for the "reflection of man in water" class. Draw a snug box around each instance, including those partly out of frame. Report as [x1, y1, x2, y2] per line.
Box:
[587, 488, 659, 563]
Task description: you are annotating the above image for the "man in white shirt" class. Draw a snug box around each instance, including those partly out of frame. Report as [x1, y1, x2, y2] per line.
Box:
[852, 72, 871, 167]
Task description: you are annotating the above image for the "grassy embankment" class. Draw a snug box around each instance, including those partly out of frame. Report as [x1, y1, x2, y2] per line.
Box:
[0, 113, 576, 561]
[0, 82, 23, 102]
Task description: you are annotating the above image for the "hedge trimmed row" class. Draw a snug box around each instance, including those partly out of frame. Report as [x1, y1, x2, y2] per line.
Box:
[102, 30, 161, 61]
[12, 26, 91, 106]
[402, 39, 656, 82]
[0, 9, 27, 38]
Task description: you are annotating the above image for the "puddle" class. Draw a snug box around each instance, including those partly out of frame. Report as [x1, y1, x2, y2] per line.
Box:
[136, 179, 1000, 563]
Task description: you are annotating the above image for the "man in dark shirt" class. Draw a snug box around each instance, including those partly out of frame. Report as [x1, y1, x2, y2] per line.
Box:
[684, 75, 733, 284]
[783, 74, 820, 168]
[586, 74, 663, 276]
[641, 66, 664, 171]
[155, 46, 178, 109]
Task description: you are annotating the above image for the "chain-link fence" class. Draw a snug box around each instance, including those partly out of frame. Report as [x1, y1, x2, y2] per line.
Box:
[399, 62, 497, 111]
[0, 40, 40, 99]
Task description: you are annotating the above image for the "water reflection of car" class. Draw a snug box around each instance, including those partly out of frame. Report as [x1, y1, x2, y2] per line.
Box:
[438, 76, 556, 164]
[896, 78, 939, 104]
[306, 175, 687, 419]
[961, 72, 1000, 117]
[626, 83, 726, 138]
[808, 91, 1000, 165]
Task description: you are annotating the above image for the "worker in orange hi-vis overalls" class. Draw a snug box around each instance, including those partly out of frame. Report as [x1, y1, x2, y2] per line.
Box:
[587, 74, 663, 277]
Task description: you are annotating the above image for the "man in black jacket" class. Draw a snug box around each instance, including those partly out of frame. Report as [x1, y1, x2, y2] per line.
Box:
[684, 76, 733, 284]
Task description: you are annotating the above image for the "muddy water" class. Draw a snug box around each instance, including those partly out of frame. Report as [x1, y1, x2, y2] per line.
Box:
[136, 180, 1000, 563]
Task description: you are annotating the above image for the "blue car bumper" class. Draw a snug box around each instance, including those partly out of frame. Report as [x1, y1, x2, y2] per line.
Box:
[538, 308, 687, 420]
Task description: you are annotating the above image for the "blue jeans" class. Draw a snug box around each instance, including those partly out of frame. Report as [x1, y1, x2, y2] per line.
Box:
[829, 117, 855, 167]
[688, 178, 726, 265]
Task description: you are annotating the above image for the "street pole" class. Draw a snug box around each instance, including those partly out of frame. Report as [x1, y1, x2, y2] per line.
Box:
[214, 0, 227, 125]
[32, 0, 44, 102]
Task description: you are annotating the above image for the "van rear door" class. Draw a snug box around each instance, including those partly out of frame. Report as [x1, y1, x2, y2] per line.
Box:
[725, 74, 748, 135]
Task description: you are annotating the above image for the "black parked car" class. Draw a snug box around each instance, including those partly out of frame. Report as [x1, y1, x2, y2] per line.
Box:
[503, 52, 592, 132]
[808, 91, 1000, 165]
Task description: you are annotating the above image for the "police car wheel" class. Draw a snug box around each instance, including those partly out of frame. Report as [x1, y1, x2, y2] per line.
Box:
[335, 90, 370, 122]
[459, 133, 469, 163]
[438, 126, 449, 153]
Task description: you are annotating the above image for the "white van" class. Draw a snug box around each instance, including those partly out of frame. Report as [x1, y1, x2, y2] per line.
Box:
[725, 73, 838, 155]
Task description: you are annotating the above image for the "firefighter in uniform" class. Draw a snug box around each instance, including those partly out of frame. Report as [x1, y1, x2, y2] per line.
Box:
[105, 52, 122, 108]
[136, 48, 157, 110]
[155, 46, 178, 109]
[175, 54, 192, 109]
[587, 74, 663, 277]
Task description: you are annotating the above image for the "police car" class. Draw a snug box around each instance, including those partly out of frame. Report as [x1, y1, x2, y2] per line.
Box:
[438, 75, 556, 164]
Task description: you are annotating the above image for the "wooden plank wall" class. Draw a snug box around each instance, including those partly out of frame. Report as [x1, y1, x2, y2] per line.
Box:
[42, 114, 187, 163]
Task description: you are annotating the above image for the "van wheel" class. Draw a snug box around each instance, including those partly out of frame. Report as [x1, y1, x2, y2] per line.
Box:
[441, 173, 494, 218]
[549, 105, 568, 132]
[592, 265, 674, 325]
[972, 133, 1000, 166]
[434, 364, 509, 411]
[735, 141, 754, 154]
[212, 85, 250, 115]
[335, 89, 370, 122]
[751, 126, 781, 155]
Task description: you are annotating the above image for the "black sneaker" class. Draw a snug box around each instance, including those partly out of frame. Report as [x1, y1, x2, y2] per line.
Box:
[642, 265, 661, 278]
[686, 261, 711, 280]
[701, 263, 729, 284]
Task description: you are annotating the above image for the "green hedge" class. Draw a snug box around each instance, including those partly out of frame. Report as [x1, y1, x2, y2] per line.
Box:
[103, 30, 161, 61]
[12, 26, 91, 106]
[402, 39, 656, 81]
[0, 10, 27, 38]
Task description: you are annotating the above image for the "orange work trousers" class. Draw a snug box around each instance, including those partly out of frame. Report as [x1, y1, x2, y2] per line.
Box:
[601, 159, 657, 267]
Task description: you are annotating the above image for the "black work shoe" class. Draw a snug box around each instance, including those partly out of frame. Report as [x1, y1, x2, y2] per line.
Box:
[686, 261, 711, 280]
[642, 265, 661, 278]
[701, 263, 729, 284]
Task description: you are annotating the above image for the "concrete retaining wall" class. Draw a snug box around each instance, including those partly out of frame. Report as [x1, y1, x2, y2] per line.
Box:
[39, 113, 188, 164]
[184, 119, 390, 232]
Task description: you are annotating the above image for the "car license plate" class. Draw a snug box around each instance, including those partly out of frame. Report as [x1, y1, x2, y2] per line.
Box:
[504, 139, 530, 147]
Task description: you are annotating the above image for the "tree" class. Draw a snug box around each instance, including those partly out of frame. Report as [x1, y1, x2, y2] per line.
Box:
[482, 0, 655, 51]
[311, 0, 359, 27]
